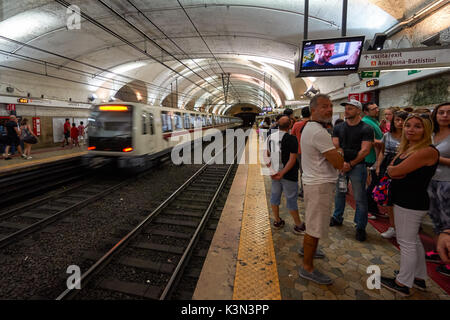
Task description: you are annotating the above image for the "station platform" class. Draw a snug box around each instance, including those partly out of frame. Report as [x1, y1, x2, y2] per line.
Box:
[193, 129, 450, 300]
[0, 145, 87, 176]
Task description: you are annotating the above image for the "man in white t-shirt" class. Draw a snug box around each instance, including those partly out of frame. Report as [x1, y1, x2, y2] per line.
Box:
[298, 94, 344, 285]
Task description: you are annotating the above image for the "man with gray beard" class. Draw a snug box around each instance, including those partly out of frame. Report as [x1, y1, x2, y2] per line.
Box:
[298, 94, 344, 285]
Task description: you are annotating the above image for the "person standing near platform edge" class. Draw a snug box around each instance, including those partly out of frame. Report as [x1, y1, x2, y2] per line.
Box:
[297, 94, 344, 285]
[268, 116, 305, 235]
[330, 99, 374, 242]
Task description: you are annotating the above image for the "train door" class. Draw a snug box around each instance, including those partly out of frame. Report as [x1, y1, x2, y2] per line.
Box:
[148, 112, 155, 152]
[142, 111, 155, 153]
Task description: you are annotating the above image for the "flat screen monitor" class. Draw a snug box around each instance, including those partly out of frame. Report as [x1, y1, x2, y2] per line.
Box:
[296, 36, 365, 77]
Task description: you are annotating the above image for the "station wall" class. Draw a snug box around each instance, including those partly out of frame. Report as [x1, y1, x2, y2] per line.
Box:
[0, 104, 91, 148]
[379, 72, 450, 108]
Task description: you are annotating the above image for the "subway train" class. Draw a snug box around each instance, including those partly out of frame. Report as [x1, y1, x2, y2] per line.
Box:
[83, 102, 243, 169]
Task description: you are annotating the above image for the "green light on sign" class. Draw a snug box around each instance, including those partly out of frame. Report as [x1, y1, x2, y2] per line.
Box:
[360, 71, 380, 78]
[408, 70, 421, 75]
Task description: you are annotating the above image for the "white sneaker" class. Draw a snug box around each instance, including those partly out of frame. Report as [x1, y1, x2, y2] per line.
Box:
[26, 156, 32, 160]
[21, 154, 27, 159]
[381, 227, 396, 239]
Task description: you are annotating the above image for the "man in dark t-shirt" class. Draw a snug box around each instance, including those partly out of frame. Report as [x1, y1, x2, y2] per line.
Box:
[267, 116, 305, 234]
[330, 99, 374, 242]
[3, 115, 24, 160]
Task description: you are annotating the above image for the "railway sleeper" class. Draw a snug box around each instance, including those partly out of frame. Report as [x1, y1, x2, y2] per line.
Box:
[154, 217, 198, 227]
[163, 209, 204, 218]
[98, 279, 161, 300]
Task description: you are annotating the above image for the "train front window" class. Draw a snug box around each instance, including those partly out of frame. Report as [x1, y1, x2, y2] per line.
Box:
[89, 106, 132, 138]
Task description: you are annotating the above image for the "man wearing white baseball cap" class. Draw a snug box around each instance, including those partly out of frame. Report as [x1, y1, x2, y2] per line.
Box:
[330, 99, 375, 242]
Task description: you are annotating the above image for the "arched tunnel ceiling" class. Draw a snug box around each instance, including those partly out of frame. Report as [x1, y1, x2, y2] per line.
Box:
[0, 0, 445, 113]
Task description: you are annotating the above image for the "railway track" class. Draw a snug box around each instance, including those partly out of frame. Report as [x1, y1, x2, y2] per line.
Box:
[0, 157, 85, 208]
[0, 176, 130, 249]
[56, 139, 244, 300]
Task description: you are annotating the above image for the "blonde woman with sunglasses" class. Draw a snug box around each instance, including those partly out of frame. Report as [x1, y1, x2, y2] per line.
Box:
[380, 114, 439, 296]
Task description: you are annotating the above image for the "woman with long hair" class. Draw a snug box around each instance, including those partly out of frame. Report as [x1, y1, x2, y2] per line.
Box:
[20, 118, 37, 160]
[380, 106, 399, 133]
[426, 102, 450, 277]
[380, 114, 439, 296]
[375, 110, 409, 238]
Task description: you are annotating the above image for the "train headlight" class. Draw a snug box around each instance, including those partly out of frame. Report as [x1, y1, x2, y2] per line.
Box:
[122, 147, 133, 152]
[88, 146, 96, 150]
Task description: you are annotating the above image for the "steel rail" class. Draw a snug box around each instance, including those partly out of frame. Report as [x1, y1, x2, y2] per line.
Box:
[159, 145, 241, 299]
[0, 176, 97, 220]
[56, 134, 238, 300]
[0, 179, 129, 249]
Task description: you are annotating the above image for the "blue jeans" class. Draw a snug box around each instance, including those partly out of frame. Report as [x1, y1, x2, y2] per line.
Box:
[332, 163, 368, 230]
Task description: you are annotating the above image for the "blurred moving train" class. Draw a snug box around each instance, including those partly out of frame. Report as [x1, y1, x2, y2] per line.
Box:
[83, 102, 243, 169]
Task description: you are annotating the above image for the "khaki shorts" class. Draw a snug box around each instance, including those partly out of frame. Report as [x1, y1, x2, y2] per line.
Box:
[303, 183, 335, 239]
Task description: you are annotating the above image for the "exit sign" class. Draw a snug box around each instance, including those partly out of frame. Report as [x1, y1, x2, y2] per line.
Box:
[360, 71, 380, 78]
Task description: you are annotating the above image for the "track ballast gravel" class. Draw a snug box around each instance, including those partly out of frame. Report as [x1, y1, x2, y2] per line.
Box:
[0, 162, 202, 299]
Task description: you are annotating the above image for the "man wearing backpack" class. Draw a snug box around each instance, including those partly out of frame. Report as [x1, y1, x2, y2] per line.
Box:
[267, 116, 305, 235]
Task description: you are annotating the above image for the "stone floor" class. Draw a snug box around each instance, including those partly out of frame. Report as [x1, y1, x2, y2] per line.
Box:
[263, 175, 450, 300]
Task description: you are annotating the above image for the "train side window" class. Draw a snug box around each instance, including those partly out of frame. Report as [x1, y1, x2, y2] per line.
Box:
[149, 113, 154, 135]
[190, 114, 195, 129]
[161, 111, 172, 133]
[142, 113, 148, 135]
[202, 116, 206, 127]
[183, 113, 190, 129]
[174, 112, 182, 130]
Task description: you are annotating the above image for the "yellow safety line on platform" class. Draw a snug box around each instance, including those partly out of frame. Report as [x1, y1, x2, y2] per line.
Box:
[233, 130, 281, 300]
[0, 151, 87, 173]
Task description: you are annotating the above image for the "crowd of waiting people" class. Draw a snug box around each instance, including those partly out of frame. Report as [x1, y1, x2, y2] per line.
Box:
[261, 97, 450, 296]
[1, 116, 86, 160]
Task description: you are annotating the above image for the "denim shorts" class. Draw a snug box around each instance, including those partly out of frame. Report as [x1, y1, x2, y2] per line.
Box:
[270, 178, 298, 211]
